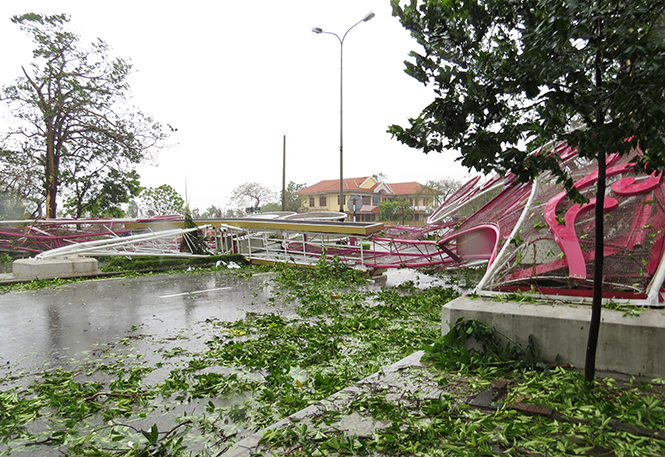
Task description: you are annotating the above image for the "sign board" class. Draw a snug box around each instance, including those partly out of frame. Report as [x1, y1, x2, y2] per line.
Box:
[347, 195, 363, 212]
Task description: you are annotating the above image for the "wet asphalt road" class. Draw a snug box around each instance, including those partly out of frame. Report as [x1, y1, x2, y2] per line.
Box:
[0, 268, 451, 380]
[0, 267, 454, 456]
[0, 270, 284, 377]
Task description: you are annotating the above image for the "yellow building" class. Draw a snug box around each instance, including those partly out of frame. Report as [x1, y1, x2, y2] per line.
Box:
[298, 177, 433, 222]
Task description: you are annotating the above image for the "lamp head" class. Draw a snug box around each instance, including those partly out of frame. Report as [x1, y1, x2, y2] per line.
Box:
[312, 27, 323, 34]
[363, 12, 375, 22]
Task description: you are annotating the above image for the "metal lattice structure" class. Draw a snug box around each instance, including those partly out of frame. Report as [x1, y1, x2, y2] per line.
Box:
[475, 145, 665, 306]
[2, 145, 664, 305]
[35, 226, 210, 259]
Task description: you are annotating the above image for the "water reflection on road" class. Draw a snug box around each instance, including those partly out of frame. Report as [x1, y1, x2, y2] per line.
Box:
[0, 270, 289, 376]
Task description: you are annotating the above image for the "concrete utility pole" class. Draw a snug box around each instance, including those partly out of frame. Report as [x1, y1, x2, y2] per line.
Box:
[282, 135, 286, 212]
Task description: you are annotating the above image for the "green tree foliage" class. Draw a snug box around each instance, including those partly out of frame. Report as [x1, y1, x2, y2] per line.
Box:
[201, 205, 223, 218]
[261, 202, 281, 212]
[180, 206, 209, 255]
[134, 184, 184, 217]
[370, 172, 388, 183]
[393, 198, 415, 224]
[263, 183, 307, 213]
[0, 13, 169, 218]
[63, 169, 141, 218]
[282, 181, 307, 212]
[224, 208, 242, 218]
[378, 200, 398, 221]
[0, 148, 42, 217]
[378, 198, 414, 224]
[389, 0, 665, 183]
[389, 0, 665, 381]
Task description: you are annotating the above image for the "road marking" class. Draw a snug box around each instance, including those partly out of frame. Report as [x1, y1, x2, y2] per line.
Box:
[160, 287, 232, 298]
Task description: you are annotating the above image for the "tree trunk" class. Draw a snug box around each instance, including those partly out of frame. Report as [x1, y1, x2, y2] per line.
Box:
[45, 126, 58, 218]
[585, 150, 606, 383]
[585, 25, 606, 383]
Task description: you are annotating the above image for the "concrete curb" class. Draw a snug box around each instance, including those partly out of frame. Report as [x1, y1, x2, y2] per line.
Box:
[443, 296, 665, 378]
[221, 351, 432, 456]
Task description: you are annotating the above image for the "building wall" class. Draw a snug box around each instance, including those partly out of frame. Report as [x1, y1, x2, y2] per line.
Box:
[303, 192, 434, 219]
[306, 192, 348, 211]
[300, 179, 433, 222]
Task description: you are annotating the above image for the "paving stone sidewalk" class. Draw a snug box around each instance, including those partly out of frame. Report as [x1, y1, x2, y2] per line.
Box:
[221, 350, 476, 456]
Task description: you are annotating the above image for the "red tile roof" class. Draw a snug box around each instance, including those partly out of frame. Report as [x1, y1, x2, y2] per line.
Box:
[299, 178, 424, 196]
[298, 177, 374, 194]
[389, 182, 424, 195]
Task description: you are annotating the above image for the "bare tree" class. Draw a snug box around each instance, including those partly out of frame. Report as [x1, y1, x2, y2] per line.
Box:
[416, 179, 464, 207]
[230, 182, 275, 213]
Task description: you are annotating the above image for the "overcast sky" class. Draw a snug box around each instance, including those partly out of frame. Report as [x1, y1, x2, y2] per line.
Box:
[0, 0, 471, 212]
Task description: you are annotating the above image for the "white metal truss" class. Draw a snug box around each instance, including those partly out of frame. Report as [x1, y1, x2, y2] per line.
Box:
[219, 224, 368, 268]
[36, 226, 211, 259]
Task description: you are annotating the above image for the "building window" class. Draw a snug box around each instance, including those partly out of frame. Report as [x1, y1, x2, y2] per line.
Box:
[372, 193, 380, 205]
[362, 195, 371, 205]
[319, 196, 327, 207]
[309, 197, 315, 207]
[337, 195, 346, 205]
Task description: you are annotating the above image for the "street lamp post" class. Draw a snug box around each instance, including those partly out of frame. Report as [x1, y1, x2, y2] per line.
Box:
[312, 12, 375, 214]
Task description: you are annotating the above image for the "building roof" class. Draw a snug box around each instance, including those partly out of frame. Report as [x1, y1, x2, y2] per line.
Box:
[298, 178, 424, 196]
[298, 177, 374, 194]
[389, 182, 424, 195]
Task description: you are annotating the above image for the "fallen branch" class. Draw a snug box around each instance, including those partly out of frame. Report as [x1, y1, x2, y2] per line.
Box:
[470, 387, 665, 442]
